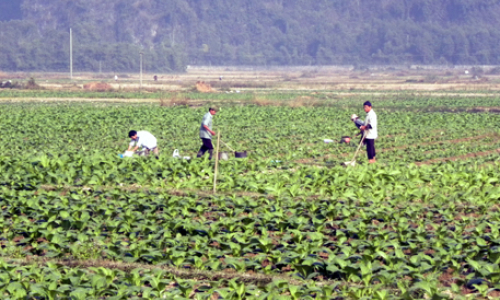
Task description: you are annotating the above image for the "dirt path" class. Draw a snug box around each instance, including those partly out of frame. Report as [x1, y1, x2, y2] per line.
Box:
[416, 148, 500, 165]
[40, 184, 265, 198]
[381, 133, 495, 152]
[407, 139, 500, 157]
[5, 256, 303, 286]
[0, 97, 160, 103]
[333, 91, 500, 98]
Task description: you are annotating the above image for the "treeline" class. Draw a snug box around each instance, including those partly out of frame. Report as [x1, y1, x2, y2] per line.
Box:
[0, 21, 187, 72]
[2, 0, 500, 72]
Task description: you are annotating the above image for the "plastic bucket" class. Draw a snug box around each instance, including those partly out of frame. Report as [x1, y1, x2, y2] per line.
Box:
[340, 136, 351, 144]
[234, 151, 248, 158]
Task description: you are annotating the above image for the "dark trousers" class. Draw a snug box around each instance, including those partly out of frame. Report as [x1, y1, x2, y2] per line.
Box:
[197, 138, 214, 159]
[366, 139, 376, 160]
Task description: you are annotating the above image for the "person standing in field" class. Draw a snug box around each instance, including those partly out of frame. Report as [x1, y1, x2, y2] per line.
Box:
[360, 101, 377, 163]
[197, 107, 217, 159]
[127, 130, 159, 159]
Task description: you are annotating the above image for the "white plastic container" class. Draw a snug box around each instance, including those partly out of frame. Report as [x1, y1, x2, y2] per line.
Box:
[219, 152, 229, 161]
[324, 139, 334, 144]
[173, 149, 190, 160]
[123, 151, 134, 157]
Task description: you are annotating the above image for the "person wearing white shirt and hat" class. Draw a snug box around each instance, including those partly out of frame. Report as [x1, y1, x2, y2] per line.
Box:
[359, 101, 377, 163]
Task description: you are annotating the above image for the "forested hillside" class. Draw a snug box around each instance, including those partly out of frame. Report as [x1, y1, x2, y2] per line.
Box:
[2, 0, 500, 72]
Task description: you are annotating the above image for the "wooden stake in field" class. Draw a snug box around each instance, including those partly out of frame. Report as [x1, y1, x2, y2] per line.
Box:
[213, 131, 221, 194]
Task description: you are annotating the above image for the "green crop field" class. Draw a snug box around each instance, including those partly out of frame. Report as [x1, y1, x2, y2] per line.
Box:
[0, 93, 500, 299]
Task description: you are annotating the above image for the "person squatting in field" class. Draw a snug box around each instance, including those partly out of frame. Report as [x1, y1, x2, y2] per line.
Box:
[359, 101, 377, 163]
[128, 130, 159, 159]
[197, 107, 217, 159]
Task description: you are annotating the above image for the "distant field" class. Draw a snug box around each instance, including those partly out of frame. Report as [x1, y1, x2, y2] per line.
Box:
[2, 67, 500, 94]
[0, 70, 500, 298]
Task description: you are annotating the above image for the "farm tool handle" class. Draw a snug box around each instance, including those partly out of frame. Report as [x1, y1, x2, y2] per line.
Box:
[348, 131, 367, 164]
[220, 139, 236, 152]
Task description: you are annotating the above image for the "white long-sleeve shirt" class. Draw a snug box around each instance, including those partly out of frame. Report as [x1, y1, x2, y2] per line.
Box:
[129, 131, 157, 149]
[364, 109, 378, 139]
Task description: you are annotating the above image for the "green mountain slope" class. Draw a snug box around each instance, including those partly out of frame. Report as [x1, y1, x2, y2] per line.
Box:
[1, 0, 500, 72]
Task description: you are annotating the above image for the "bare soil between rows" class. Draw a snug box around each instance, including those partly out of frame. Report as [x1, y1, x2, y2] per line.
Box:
[416, 148, 500, 165]
[295, 132, 497, 165]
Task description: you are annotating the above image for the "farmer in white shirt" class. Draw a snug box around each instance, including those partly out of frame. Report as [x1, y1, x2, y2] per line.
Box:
[127, 130, 159, 159]
[359, 101, 377, 163]
[197, 107, 217, 159]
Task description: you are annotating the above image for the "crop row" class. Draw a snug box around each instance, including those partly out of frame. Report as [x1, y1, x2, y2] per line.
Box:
[0, 259, 348, 300]
[1, 100, 500, 299]
[0, 102, 498, 160]
[0, 163, 499, 297]
[0, 152, 499, 196]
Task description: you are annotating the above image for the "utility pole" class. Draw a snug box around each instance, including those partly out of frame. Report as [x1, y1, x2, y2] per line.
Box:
[70, 28, 73, 80]
[140, 52, 143, 89]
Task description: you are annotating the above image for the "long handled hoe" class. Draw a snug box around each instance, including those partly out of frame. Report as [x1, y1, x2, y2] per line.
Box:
[344, 133, 367, 167]
[220, 139, 236, 153]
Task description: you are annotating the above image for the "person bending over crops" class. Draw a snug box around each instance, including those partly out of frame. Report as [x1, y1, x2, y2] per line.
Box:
[360, 101, 377, 163]
[350, 114, 365, 144]
[197, 107, 217, 159]
[128, 130, 159, 159]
